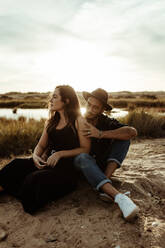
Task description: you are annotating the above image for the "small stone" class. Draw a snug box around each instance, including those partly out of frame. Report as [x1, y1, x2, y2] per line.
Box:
[0, 229, 7, 241]
[76, 208, 84, 215]
[46, 237, 57, 243]
[152, 222, 158, 227]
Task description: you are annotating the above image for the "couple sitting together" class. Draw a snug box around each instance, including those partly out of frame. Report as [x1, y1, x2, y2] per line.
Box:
[0, 85, 139, 221]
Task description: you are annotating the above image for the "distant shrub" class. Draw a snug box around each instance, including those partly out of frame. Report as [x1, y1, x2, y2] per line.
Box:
[0, 92, 165, 109]
[0, 101, 23, 108]
[110, 99, 165, 109]
[142, 94, 157, 100]
[0, 100, 47, 109]
[110, 100, 128, 108]
[19, 101, 47, 108]
[119, 110, 165, 138]
[0, 118, 45, 157]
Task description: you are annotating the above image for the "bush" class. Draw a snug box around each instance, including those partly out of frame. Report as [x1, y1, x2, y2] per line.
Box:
[0, 118, 45, 157]
[119, 110, 165, 138]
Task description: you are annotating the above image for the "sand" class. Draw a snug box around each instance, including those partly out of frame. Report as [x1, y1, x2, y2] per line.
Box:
[0, 138, 165, 248]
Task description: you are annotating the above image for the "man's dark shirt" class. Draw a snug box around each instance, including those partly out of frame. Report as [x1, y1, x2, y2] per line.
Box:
[89, 114, 126, 161]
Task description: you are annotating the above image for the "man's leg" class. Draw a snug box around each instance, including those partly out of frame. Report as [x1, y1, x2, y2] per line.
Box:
[105, 140, 130, 179]
[74, 153, 112, 191]
[74, 153, 139, 220]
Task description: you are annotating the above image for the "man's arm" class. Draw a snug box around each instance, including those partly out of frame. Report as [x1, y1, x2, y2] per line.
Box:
[99, 126, 137, 140]
[83, 122, 137, 140]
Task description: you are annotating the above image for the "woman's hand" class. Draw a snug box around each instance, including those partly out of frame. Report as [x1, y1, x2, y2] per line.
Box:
[47, 151, 62, 168]
[41, 152, 48, 162]
[33, 153, 47, 169]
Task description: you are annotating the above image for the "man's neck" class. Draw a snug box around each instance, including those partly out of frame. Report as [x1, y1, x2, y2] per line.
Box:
[86, 115, 99, 126]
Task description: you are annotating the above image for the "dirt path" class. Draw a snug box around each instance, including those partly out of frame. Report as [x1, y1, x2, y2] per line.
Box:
[0, 139, 165, 248]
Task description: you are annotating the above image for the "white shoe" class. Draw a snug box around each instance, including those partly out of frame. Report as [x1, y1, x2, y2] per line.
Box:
[99, 192, 114, 203]
[99, 191, 130, 203]
[115, 193, 139, 221]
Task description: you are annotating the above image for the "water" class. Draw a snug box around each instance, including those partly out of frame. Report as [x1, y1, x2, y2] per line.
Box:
[0, 108, 128, 120]
[0, 108, 49, 120]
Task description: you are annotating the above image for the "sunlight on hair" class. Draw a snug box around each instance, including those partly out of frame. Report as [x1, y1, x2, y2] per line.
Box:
[80, 107, 86, 116]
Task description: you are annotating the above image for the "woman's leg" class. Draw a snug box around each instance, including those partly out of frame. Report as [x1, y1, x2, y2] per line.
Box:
[0, 157, 37, 196]
[20, 162, 77, 214]
[0, 186, 4, 192]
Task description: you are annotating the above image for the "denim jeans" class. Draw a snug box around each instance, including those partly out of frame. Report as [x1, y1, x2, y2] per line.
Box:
[74, 140, 130, 191]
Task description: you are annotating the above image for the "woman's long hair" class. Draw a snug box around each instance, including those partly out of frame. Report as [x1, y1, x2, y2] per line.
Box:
[47, 85, 81, 135]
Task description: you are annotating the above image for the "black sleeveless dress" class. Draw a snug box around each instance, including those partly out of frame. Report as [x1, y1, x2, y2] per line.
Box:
[0, 123, 79, 213]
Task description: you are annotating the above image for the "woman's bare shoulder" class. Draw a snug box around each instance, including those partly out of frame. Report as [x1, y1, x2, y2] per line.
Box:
[75, 115, 87, 129]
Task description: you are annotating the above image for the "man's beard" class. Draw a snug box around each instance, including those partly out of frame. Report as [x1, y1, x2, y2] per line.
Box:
[85, 112, 99, 125]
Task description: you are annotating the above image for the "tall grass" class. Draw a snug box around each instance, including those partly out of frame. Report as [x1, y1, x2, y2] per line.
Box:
[119, 110, 165, 138]
[0, 117, 45, 157]
[0, 110, 165, 157]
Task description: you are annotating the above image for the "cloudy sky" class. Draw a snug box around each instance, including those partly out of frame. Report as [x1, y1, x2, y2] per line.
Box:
[0, 0, 165, 93]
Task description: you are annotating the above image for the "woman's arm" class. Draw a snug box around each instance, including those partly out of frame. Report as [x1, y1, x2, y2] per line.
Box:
[60, 116, 91, 157]
[47, 116, 91, 167]
[33, 122, 49, 168]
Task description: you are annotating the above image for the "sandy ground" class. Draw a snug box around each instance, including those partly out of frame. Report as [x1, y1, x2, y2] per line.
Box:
[0, 138, 165, 248]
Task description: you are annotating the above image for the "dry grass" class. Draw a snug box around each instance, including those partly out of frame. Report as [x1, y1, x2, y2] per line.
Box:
[0, 109, 165, 157]
[0, 117, 45, 157]
[119, 109, 165, 138]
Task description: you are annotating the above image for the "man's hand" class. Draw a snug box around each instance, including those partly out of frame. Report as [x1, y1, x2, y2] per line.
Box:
[82, 122, 101, 138]
[33, 154, 47, 169]
[47, 151, 62, 168]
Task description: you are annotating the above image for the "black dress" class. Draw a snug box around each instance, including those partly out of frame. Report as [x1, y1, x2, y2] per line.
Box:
[0, 123, 79, 214]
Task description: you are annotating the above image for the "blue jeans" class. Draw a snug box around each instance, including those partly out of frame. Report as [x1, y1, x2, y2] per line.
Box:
[74, 140, 130, 191]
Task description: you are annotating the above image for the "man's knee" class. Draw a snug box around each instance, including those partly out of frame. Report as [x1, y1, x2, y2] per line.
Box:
[74, 153, 93, 169]
[106, 140, 131, 166]
[112, 139, 130, 150]
[123, 139, 130, 149]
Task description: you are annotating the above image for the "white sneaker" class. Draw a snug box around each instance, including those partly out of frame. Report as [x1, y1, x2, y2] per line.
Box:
[99, 192, 114, 203]
[99, 191, 130, 203]
[115, 193, 139, 221]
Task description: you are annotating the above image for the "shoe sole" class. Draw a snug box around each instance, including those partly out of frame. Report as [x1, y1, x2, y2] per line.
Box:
[99, 194, 114, 203]
[99, 191, 131, 203]
[125, 206, 139, 221]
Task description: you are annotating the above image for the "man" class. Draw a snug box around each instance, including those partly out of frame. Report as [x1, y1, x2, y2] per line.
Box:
[74, 88, 139, 221]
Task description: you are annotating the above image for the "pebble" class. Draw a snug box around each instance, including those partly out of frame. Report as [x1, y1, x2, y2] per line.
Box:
[0, 229, 7, 241]
[46, 237, 57, 243]
[152, 222, 158, 227]
[76, 208, 84, 215]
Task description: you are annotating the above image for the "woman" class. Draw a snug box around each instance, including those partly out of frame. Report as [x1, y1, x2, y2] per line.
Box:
[0, 85, 90, 213]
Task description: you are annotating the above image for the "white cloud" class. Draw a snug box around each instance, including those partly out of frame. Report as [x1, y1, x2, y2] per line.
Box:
[0, 0, 165, 93]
